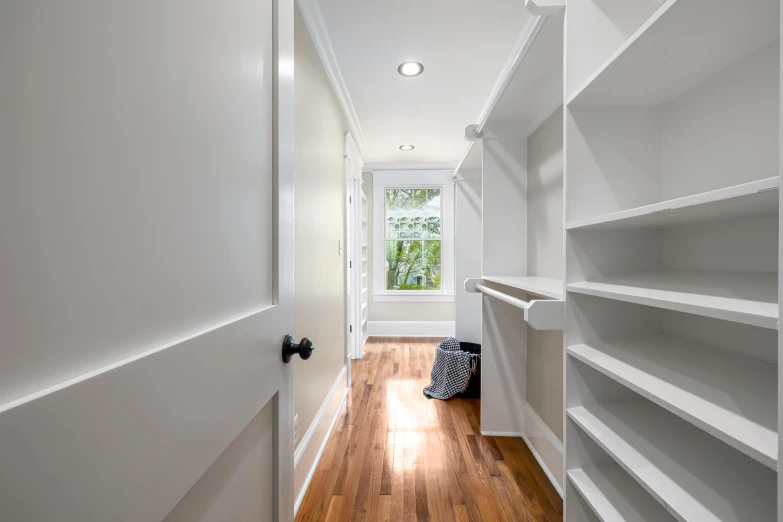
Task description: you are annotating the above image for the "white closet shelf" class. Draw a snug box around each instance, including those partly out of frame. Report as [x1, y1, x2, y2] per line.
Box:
[465, 278, 565, 330]
[567, 0, 778, 107]
[568, 464, 674, 522]
[567, 270, 778, 329]
[568, 335, 777, 468]
[568, 401, 776, 522]
[481, 276, 563, 300]
[566, 177, 779, 231]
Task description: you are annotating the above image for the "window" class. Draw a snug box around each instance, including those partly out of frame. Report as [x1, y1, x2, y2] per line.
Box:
[372, 170, 454, 302]
[385, 188, 442, 291]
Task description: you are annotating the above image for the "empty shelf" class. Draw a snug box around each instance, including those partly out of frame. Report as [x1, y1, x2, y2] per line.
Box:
[567, 271, 778, 329]
[566, 177, 779, 231]
[568, 336, 777, 468]
[568, 464, 674, 522]
[567, 0, 778, 107]
[482, 276, 563, 299]
[568, 402, 776, 522]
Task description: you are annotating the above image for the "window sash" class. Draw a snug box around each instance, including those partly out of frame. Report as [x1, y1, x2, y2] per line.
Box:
[383, 187, 443, 293]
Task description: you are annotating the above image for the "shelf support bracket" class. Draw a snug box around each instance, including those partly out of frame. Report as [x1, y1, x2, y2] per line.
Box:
[464, 124, 482, 141]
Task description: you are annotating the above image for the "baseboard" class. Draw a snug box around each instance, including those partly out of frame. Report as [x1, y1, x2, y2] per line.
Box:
[366, 321, 455, 337]
[480, 430, 524, 437]
[293, 365, 348, 514]
[521, 402, 564, 497]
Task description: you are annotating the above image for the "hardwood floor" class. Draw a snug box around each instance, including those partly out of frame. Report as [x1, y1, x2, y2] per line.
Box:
[296, 337, 563, 522]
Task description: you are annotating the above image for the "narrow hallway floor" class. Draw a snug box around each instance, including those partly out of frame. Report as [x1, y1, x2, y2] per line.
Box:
[295, 337, 563, 522]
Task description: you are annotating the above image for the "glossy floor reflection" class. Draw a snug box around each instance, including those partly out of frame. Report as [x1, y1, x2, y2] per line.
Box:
[295, 337, 563, 522]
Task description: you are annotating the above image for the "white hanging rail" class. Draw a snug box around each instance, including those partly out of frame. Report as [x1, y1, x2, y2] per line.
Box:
[465, 278, 565, 330]
[453, 13, 548, 180]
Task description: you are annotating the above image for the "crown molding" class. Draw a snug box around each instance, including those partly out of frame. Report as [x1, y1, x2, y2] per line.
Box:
[296, 0, 366, 154]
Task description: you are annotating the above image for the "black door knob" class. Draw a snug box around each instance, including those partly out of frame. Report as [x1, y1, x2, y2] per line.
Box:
[282, 335, 314, 363]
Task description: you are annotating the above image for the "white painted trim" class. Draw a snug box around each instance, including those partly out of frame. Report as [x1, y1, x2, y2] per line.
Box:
[367, 321, 456, 337]
[521, 402, 564, 497]
[372, 293, 455, 303]
[480, 430, 524, 437]
[344, 132, 364, 179]
[295, 0, 366, 153]
[294, 365, 349, 514]
[480, 402, 564, 498]
[372, 171, 455, 300]
[364, 162, 457, 172]
[371, 170, 454, 186]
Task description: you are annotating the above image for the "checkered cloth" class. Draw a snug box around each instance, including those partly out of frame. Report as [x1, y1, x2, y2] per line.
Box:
[423, 337, 480, 400]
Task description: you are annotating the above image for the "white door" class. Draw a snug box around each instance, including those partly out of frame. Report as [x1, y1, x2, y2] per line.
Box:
[0, 1, 296, 521]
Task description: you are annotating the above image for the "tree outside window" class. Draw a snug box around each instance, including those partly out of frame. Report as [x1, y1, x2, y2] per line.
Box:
[385, 188, 441, 291]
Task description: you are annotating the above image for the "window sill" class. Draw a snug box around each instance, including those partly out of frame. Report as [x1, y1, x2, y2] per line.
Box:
[373, 293, 455, 303]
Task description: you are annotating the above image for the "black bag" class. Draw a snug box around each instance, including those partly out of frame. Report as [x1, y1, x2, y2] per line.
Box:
[457, 342, 481, 399]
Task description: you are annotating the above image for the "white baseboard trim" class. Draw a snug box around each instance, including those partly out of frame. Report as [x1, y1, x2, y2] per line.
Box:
[480, 430, 523, 437]
[480, 402, 563, 497]
[366, 321, 455, 337]
[521, 402, 564, 497]
[294, 365, 348, 514]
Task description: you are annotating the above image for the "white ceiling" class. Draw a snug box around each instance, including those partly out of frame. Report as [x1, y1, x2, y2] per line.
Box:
[314, 0, 531, 166]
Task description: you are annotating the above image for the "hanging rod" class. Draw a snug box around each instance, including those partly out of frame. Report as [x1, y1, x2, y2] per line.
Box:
[465, 278, 565, 331]
[474, 283, 532, 310]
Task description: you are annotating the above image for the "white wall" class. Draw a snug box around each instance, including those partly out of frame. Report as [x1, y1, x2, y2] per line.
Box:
[293, 6, 348, 449]
[362, 171, 456, 324]
[455, 173, 482, 344]
[526, 107, 564, 442]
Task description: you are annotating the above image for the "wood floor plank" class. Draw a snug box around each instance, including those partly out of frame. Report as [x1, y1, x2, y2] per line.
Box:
[324, 496, 344, 522]
[453, 505, 470, 522]
[296, 338, 563, 522]
[378, 495, 391, 522]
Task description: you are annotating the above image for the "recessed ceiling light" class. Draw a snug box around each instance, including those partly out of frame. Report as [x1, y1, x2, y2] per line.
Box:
[398, 62, 424, 77]
[399, 144, 415, 151]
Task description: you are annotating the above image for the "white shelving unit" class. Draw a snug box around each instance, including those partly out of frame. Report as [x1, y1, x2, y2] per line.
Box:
[568, 400, 775, 522]
[566, 0, 778, 108]
[360, 190, 369, 344]
[454, 2, 567, 492]
[568, 335, 777, 468]
[567, 464, 676, 522]
[566, 177, 779, 231]
[567, 270, 778, 330]
[564, 0, 780, 519]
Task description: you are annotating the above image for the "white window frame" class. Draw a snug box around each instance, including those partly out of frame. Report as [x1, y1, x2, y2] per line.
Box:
[372, 170, 454, 303]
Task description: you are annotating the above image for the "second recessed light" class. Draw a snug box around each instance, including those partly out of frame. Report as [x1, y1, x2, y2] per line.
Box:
[398, 62, 424, 77]
[399, 145, 415, 151]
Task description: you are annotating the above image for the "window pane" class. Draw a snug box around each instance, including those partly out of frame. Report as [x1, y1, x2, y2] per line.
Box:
[386, 188, 440, 239]
[385, 240, 441, 290]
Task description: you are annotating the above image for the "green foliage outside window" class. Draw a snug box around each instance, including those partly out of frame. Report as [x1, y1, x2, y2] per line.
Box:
[385, 188, 441, 291]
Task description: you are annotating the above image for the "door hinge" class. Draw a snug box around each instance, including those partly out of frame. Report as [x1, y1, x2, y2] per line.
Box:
[350, 325, 353, 333]
[349, 196, 352, 203]
[350, 260, 352, 268]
